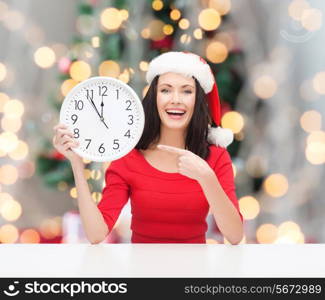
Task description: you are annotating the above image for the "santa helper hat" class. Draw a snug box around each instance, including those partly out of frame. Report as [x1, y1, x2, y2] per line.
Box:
[146, 51, 234, 148]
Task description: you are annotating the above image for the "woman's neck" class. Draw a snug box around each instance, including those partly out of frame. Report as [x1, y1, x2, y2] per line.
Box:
[156, 126, 186, 149]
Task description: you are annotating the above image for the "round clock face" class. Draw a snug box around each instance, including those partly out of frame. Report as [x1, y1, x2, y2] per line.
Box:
[59, 76, 145, 162]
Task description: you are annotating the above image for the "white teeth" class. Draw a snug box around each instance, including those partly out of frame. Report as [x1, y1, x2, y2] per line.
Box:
[166, 110, 185, 114]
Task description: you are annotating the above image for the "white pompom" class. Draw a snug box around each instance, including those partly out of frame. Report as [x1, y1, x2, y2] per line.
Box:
[207, 126, 234, 148]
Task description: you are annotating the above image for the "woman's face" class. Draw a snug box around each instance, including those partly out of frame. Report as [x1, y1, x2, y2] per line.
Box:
[156, 72, 196, 131]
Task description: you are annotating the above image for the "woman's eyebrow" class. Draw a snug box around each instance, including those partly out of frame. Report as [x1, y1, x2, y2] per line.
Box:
[158, 83, 194, 88]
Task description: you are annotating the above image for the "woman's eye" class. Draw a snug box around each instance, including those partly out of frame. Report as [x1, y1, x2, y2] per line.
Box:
[184, 90, 192, 94]
[161, 89, 169, 93]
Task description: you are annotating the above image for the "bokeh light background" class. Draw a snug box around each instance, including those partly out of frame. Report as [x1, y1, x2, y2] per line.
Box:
[0, 0, 324, 244]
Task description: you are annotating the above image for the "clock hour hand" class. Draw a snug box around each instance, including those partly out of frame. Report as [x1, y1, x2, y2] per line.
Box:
[101, 95, 104, 119]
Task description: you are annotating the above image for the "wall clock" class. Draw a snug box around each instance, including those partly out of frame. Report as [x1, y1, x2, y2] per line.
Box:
[60, 76, 145, 162]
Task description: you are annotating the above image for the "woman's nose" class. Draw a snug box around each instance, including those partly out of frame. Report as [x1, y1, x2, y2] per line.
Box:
[171, 91, 181, 104]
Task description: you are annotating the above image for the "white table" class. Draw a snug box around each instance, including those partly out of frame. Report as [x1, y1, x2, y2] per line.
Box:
[0, 244, 324, 277]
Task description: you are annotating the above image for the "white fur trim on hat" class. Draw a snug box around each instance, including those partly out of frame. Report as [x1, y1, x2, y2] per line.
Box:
[207, 126, 234, 148]
[146, 52, 215, 94]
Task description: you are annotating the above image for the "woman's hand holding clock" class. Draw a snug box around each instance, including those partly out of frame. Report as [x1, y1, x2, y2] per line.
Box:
[53, 124, 83, 165]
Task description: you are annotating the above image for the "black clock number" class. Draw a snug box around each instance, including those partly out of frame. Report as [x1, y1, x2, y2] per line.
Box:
[99, 86, 108, 96]
[71, 114, 78, 124]
[124, 129, 130, 138]
[116, 89, 119, 100]
[98, 143, 105, 153]
[113, 139, 120, 150]
[85, 139, 91, 149]
[74, 100, 84, 110]
[73, 128, 80, 138]
[125, 100, 132, 111]
[86, 89, 93, 101]
[128, 115, 134, 125]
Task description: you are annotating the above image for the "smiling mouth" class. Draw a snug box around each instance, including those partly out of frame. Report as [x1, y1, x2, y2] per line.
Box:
[165, 110, 186, 116]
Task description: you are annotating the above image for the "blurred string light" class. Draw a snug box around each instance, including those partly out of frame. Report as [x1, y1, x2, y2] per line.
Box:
[253, 75, 278, 99]
[3, 99, 24, 118]
[0, 132, 19, 153]
[275, 221, 304, 244]
[288, 0, 322, 31]
[221, 111, 244, 134]
[69, 60, 91, 81]
[179, 18, 190, 30]
[198, 8, 221, 31]
[139, 61, 149, 72]
[2, 9, 25, 31]
[263, 173, 289, 197]
[312, 72, 325, 94]
[70, 187, 78, 199]
[170, 9, 181, 21]
[17, 161, 35, 179]
[61, 79, 78, 97]
[163, 24, 174, 35]
[119, 69, 130, 83]
[208, 0, 232, 16]
[34, 47, 56, 68]
[20, 229, 41, 243]
[152, 0, 163, 11]
[193, 28, 203, 39]
[305, 130, 325, 165]
[39, 217, 62, 239]
[300, 110, 322, 133]
[98, 60, 120, 77]
[0, 195, 22, 221]
[148, 19, 165, 41]
[239, 196, 260, 220]
[0, 164, 18, 185]
[0, 92, 9, 111]
[9, 140, 29, 160]
[100, 7, 126, 31]
[0, 62, 7, 81]
[1, 115, 22, 133]
[91, 36, 100, 48]
[0, 224, 19, 243]
[180, 34, 191, 44]
[256, 223, 278, 244]
[206, 41, 228, 63]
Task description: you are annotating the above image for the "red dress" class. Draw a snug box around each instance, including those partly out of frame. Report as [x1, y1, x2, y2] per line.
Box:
[97, 145, 243, 243]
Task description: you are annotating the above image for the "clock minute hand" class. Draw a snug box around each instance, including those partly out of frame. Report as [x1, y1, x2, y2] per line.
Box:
[86, 97, 109, 129]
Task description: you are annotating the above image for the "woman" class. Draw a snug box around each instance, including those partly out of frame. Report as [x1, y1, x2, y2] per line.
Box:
[53, 51, 244, 244]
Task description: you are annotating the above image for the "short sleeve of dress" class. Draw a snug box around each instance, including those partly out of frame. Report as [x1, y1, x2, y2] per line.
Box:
[97, 160, 130, 231]
[213, 148, 243, 223]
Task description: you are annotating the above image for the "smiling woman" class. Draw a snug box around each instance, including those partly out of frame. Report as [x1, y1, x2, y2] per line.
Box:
[53, 51, 243, 245]
[96, 52, 243, 244]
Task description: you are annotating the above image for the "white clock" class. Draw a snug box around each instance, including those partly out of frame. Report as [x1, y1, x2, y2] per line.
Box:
[59, 76, 145, 162]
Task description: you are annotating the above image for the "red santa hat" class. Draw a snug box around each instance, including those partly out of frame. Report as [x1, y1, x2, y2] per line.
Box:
[146, 51, 234, 148]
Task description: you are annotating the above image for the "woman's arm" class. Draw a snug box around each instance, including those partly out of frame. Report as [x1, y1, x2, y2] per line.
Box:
[71, 160, 109, 244]
[198, 171, 244, 245]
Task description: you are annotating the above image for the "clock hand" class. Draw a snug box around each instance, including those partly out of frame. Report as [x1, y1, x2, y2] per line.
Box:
[86, 96, 109, 129]
[100, 95, 104, 119]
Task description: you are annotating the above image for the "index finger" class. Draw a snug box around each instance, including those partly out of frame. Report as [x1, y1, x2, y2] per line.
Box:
[157, 144, 187, 155]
